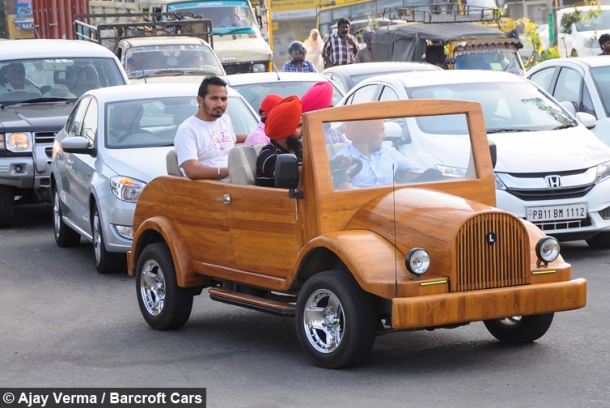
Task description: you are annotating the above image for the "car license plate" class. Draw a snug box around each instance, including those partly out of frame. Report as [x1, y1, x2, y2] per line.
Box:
[526, 203, 587, 222]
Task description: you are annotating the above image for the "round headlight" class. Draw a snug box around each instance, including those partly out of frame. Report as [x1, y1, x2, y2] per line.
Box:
[7, 132, 32, 152]
[536, 237, 560, 263]
[405, 248, 430, 276]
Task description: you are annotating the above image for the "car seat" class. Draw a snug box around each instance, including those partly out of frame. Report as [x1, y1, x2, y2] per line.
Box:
[71, 65, 101, 97]
[166, 149, 183, 177]
[228, 145, 263, 185]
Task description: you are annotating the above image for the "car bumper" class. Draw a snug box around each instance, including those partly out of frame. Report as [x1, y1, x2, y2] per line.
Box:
[497, 186, 610, 240]
[0, 156, 51, 193]
[96, 192, 136, 253]
[392, 279, 586, 329]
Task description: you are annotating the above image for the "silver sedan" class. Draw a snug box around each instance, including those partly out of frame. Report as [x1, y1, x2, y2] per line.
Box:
[51, 83, 259, 273]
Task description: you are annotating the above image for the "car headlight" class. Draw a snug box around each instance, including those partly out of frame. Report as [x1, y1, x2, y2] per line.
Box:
[110, 176, 146, 202]
[252, 63, 266, 72]
[6, 132, 33, 152]
[536, 237, 560, 265]
[435, 164, 467, 177]
[494, 173, 507, 190]
[405, 248, 431, 276]
[595, 161, 610, 184]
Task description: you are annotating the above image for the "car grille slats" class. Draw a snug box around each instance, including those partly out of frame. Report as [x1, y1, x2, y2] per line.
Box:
[534, 217, 592, 231]
[34, 131, 57, 145]
[454, 213, 529, 292]
[506, 184, 594, 201]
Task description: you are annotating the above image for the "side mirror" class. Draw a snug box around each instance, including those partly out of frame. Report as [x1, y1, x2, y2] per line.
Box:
[489, 140, 497, 169]
[61, 136, 95, 156]
[274, 154, 299, 189]
[559, 100, 576, 116]
[575, 112, 597, 129]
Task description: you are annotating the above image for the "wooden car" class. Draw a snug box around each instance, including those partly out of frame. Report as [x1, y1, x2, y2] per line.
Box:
[128, 99, 586, 369]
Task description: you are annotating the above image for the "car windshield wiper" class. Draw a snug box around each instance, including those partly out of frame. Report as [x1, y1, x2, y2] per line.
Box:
[552, 123, 576, 130]
[0, 97, 74, 107]
[487, 128, 532, 134]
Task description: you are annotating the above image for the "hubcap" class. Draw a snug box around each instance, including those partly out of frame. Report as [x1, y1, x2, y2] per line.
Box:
[498, 316, 522, 327]
[140, 260, 166, 316]
[53, 191, 61, 238]
[302, 289, 345, 353]
[93, 212, 102, 264]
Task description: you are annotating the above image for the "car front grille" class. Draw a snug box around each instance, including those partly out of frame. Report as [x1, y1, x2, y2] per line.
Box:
[505, 184, 594, 201]
[34, 131, 57, 145]
[453, 213, 529, 292]
[533, 216, 592, 231]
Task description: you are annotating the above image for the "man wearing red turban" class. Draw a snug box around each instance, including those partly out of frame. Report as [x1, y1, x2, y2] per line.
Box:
[332, 119, 423, 189]
[244, 94, 283, 146]
[255, 96, 303, 187]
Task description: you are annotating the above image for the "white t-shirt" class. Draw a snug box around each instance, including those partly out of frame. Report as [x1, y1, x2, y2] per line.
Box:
[174, 114, 236, 173]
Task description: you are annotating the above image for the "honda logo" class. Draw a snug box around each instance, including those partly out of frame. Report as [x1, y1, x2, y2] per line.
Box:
[545, 175, 561, 189]
[486, 232, 496, 246]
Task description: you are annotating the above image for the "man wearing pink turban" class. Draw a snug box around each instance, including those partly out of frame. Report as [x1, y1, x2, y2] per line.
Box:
[301, 82, 347, 143]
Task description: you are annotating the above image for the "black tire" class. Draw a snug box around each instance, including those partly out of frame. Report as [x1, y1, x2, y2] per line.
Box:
[0, 185, 15, 228]
[295, 270, 377, 369]
[585, 232, 610, 249]
[484, 313, 554, 344]
[136, 242, 193, 330]
[53, 189, 81, 247]
[92, 206, 125, 274]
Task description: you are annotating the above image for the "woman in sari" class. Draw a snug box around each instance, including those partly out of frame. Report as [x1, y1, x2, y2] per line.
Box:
[303, 29, 325, 72]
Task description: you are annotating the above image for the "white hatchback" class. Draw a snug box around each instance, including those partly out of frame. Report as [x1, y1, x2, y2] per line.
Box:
[336, 70, 610, 248]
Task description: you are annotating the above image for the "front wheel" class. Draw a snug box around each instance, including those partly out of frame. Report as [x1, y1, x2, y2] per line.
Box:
[484, 313, 554, 343]
[53, 189, 80, 247]
[295, 270, 377, 369]
[0, 186, 15, 227]
[136, 242, 193, 330]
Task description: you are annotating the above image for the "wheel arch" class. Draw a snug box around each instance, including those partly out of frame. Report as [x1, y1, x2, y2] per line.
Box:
[130, 216, 209, 288]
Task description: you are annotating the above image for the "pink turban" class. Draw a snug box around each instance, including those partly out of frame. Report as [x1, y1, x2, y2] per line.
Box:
[301, 82, 333, 113]
[264, 95, 302, 140]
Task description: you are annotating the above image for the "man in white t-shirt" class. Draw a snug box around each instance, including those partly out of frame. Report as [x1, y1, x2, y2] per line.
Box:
[174, 76, 240, 180]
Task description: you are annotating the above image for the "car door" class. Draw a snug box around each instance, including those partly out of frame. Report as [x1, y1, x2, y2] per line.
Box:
[65, 97, 99, 233]
[342, 83, 379, 105]
[59, 97, 90, 222]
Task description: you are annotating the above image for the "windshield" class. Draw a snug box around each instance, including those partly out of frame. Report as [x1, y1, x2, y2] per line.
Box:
[105, 95, 257, 149]
[167, 1, 258, 34]
[230, 80, 343, 112]
[124, 45, 224, 79]
[575, 10, 610, 31]
[591, 66, 610, 117]
[0, 58, 125, 103]
[407, 81, 574, 133]
[325, 116, 477, 191]
[454, 48, 524, 75]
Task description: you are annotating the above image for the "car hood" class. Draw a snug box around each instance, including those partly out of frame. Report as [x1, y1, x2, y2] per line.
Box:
[214, 37, 272, 61]
[0, 103, 74, 131]
[129, 75, 212, 85]
[102, 146, 175, 182]
[490, 125, 610, 173]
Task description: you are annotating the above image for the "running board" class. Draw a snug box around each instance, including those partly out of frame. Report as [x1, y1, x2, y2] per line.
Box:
[208, 288, 295, 317]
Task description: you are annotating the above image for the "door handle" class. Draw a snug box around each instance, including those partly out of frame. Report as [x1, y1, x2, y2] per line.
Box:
[218, 194, 231, 205]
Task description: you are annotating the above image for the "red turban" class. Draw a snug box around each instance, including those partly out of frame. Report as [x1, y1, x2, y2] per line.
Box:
[265, 95, 302, 140]
[344, 120, 384, 143]
[301, 82, 333, 113]
[259, 94, 283, 118]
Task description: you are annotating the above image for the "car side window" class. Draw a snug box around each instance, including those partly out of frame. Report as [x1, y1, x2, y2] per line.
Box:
[80, 98, 98, 145]
[67, 97, 91, 136]
[350, 84, 377, 105]
[554, 68, 582, 112]
[529, 68, 556, 92]
[379, 86, 399, 101]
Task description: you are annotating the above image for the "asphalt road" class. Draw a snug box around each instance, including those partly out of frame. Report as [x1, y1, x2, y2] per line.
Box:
[1, 204, 609, 408]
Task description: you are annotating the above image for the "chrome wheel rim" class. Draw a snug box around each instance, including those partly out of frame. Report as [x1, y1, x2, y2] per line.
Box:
[93, 211, 102, 264]
[498, 316, 522, 327]
[302, 289, 345, 354]
[53, 191, 61, 238]
[140, 260, 166, 316]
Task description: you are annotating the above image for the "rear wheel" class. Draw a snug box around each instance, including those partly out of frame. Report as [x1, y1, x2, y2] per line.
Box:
[585, 232, 610, 249]
[0, 186, 15, 227]
[295, 270, 377, 369]
[136, 242, 193, 330]
[484, 313, 554, 343]
[92, 206, 125, 274]
[53, 189, 80, 247]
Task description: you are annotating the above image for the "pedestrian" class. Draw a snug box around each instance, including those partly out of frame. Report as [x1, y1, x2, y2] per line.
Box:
[599, 34, 610, 55]
[283, 41, 317, 72]
[323, 18, 359, 67]
[303, 29, 325, 72]
[355, 30, 373, 63]
[243, 93, 283, 146]
[174, 76, 243, 180]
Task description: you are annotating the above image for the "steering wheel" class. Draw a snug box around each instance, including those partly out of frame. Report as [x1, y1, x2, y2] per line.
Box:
[330, 156, 363, 188]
